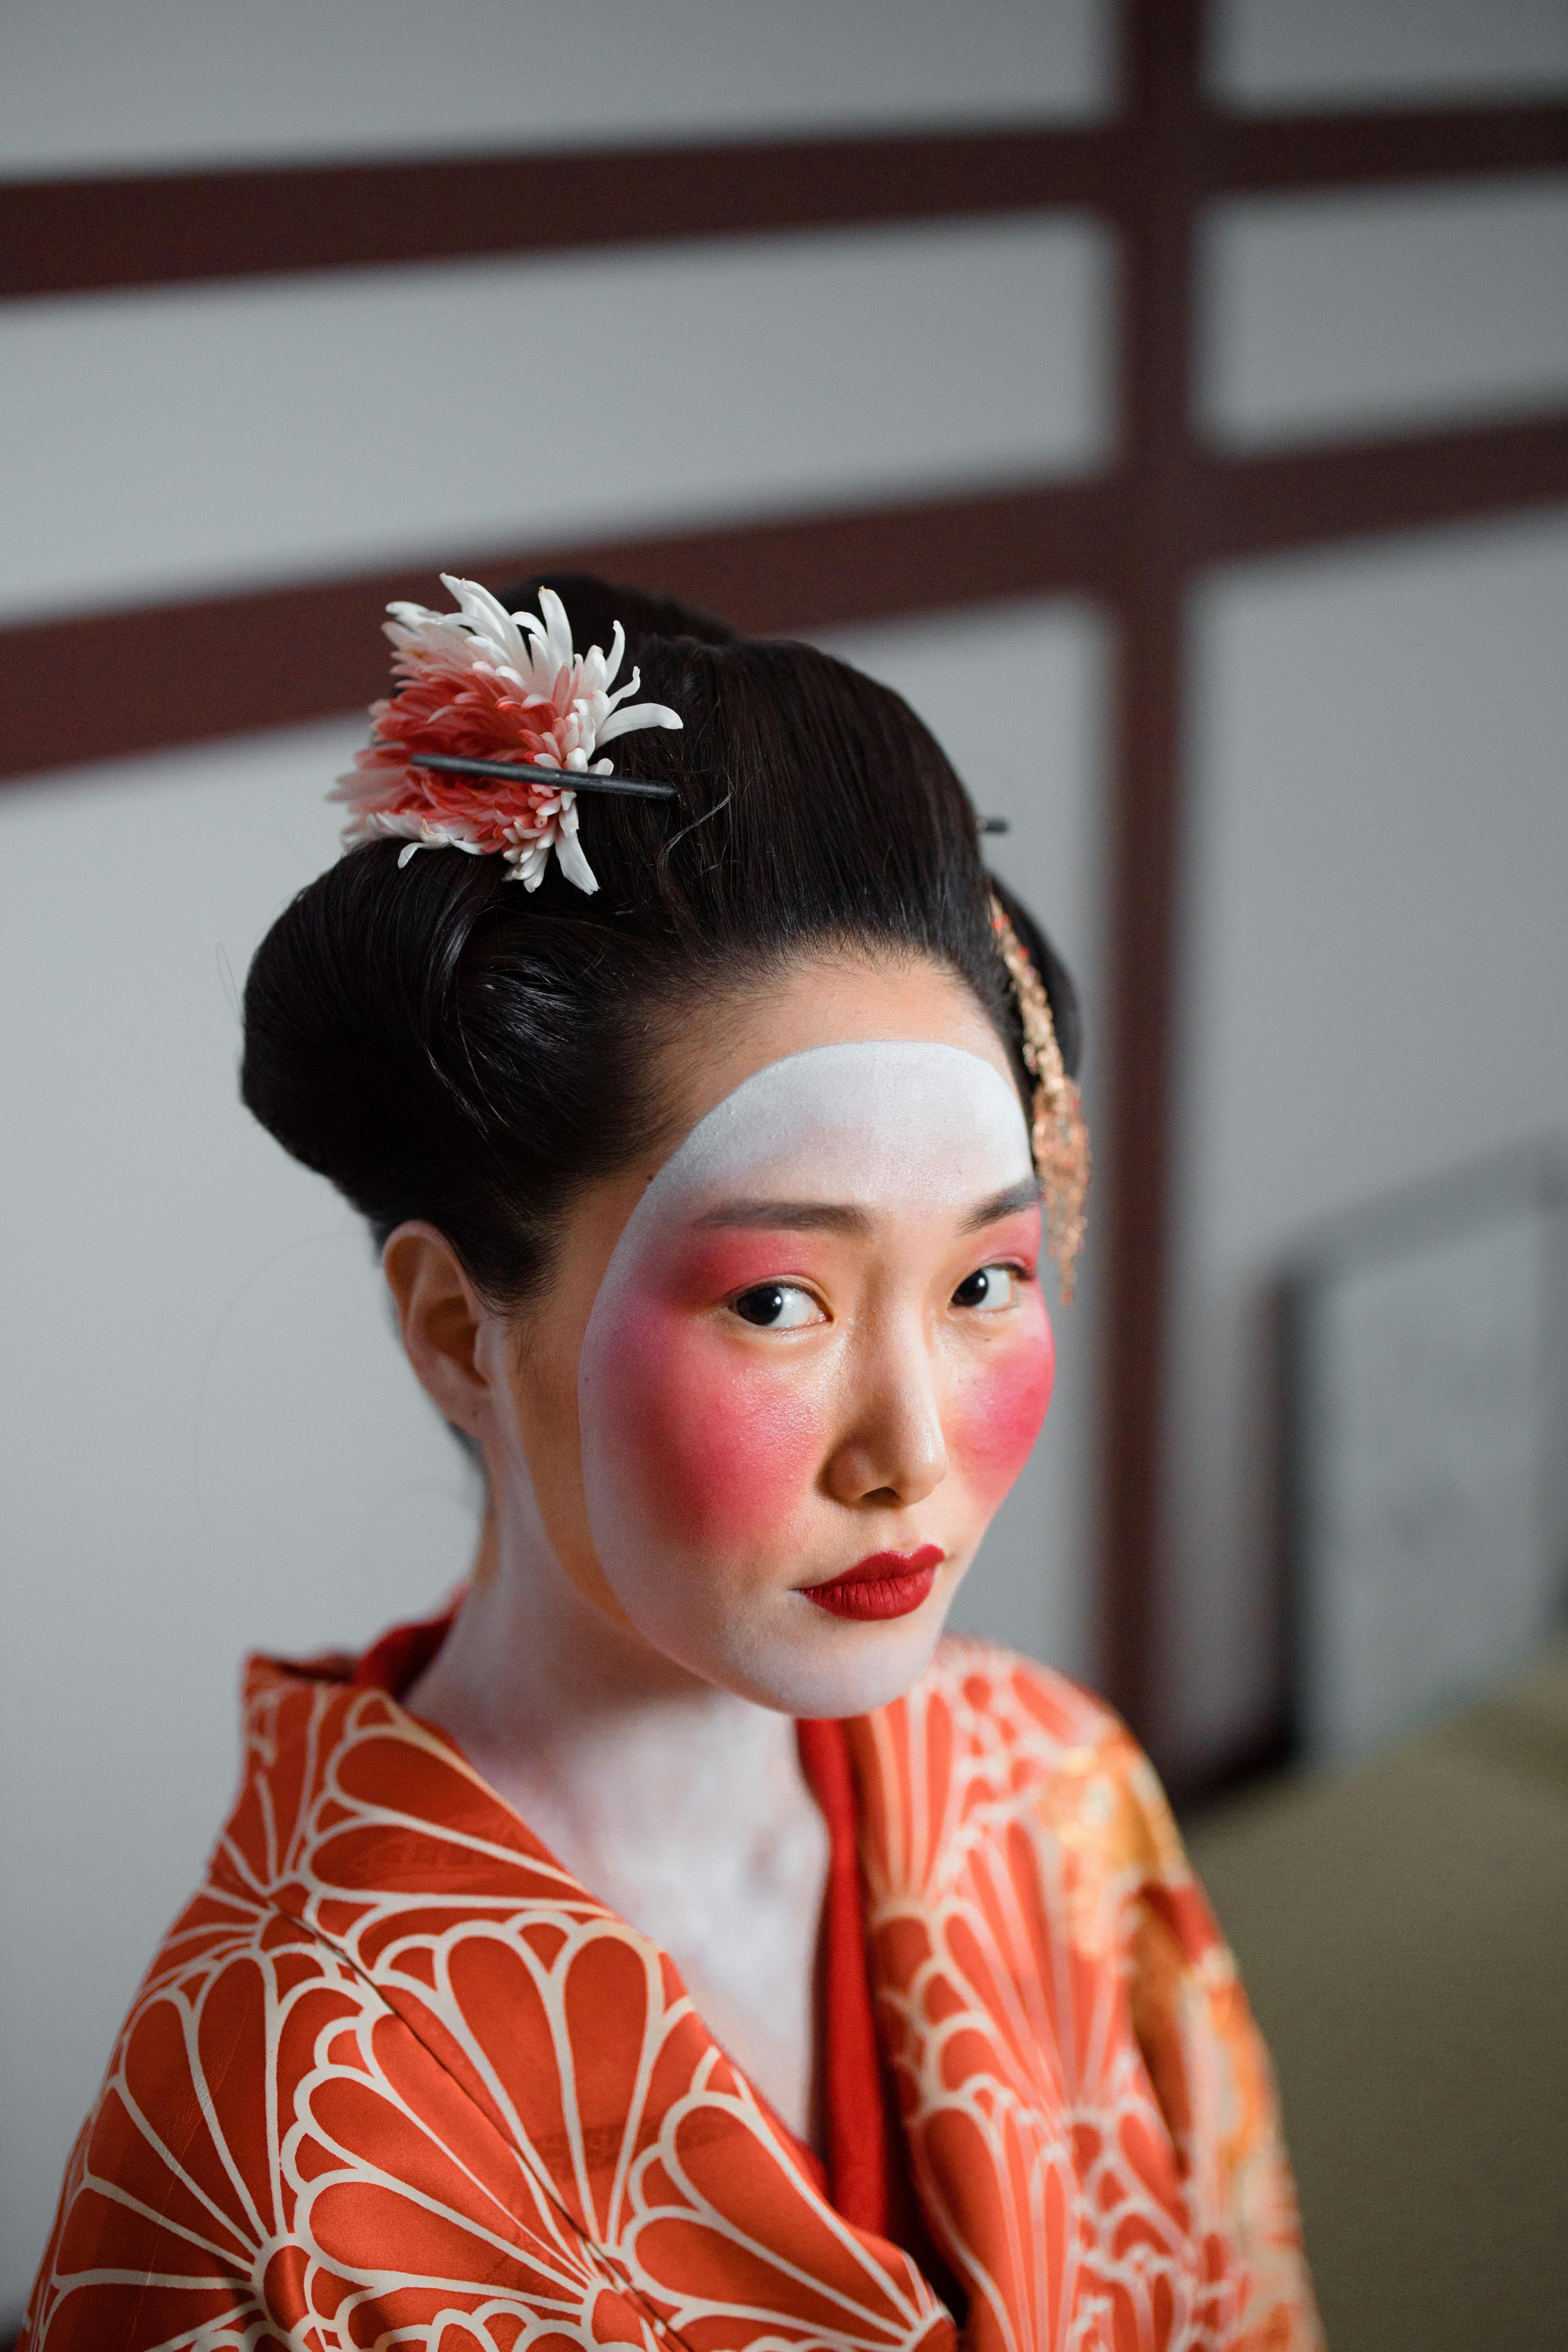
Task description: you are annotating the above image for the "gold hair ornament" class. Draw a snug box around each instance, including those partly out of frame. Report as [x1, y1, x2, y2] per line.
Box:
[988, 894, 1090, 1304]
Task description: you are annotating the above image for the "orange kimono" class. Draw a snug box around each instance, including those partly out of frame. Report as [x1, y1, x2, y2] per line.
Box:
[22, 1629, 1318, 2352]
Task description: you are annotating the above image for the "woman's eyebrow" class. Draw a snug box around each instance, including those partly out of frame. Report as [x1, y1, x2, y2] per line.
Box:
[692, 1180, 1040, 1237]
[961, 1177, 1043, 1232]
[695, 1200, 873, 1235]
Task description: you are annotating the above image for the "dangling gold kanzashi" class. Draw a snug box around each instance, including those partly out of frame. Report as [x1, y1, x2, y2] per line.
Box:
[989, 894, 1090, 1304]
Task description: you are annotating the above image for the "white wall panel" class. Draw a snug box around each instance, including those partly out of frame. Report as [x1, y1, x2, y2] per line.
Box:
[1, 214, 1112, 622]
[0, 597, 1107, 2305]
[1165, 513, 1568, 1777]
[1, 0, 1112, 179]
[1202, 178, 1568, 448]
[821, 599, 1109, 1686]
[0, 719, 478, 2311]
[1211, 0, 1568, 112]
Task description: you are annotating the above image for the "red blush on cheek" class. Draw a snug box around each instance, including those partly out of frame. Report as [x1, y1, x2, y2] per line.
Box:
[949, 1308, 1056, 1511]
[586, 1293, 824, 1557]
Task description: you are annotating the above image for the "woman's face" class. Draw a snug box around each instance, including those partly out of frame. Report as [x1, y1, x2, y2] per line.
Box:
[501, 957, 1055, 1718]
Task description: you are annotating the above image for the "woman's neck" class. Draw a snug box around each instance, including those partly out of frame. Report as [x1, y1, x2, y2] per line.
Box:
[410, 1545, 802, 1858]
[403, 1498, 831, 2143]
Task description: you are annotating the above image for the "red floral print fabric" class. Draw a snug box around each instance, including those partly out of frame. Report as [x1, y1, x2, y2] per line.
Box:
[21, 1638, 1318, 2351]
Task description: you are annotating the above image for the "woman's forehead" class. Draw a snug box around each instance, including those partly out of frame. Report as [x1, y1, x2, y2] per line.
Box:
[641, 1041, 1033, 1221]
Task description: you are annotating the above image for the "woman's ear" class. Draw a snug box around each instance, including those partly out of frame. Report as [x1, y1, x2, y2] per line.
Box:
[382, 1222, 501, 1441]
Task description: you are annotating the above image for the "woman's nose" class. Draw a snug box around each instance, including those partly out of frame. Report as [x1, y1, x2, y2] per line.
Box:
[823, 1328, 949, 1508]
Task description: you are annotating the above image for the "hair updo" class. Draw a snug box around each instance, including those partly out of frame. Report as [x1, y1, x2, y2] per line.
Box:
[241, 574, 1080, 1306]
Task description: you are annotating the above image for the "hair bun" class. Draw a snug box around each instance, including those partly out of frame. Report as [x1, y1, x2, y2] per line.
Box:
[243, 575, 1083, 1304]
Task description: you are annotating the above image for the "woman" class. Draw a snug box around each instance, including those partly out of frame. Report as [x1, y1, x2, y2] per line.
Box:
[22, 576, 1318, 2351]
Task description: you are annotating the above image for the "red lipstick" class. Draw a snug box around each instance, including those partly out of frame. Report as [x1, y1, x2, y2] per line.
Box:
[802, 1545, 943, 1622]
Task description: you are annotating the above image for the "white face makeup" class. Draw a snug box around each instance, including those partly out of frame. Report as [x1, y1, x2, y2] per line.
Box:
[575, 1042, 1055, 1718]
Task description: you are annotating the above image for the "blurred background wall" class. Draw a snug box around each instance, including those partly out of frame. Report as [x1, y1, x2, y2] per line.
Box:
[3, 0, 1567, 2333]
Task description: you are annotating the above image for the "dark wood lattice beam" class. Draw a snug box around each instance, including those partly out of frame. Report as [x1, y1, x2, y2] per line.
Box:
[0, 479, 1122, 782]
[1092, 0, 1206, 1751]
[11, 411, 1567, 789]
[1201, 411, 1568, 561]
[0, 125, 1129, 301]
[3, 100, 1563, 303]
[1207, 97, 1568, 196]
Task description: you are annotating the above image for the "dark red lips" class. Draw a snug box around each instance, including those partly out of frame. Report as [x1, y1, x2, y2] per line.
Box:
[802, 1545, 944, 1621]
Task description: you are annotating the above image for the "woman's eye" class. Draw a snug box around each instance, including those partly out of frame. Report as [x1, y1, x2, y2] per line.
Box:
[730, 1283, 823, 1330]
[952, 1264, 1020, 1313]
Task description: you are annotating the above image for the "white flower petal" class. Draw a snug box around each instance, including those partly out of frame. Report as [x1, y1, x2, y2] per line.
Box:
[555, 822, 600, 896]
[439, 574, 531, 669]
[596, 701, 683, 745]
[536, 585, 577, 672]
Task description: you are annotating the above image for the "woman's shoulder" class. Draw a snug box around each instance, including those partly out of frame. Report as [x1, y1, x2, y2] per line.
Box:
[849, 1652, 1321, 2347]
[922, 1632, 1129, 1750]
[885, 1631, 1157, 1793]
[849, 1634, 1190, 1900]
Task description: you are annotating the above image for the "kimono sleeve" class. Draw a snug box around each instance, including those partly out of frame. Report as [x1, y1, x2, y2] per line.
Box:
[1089, 1722, 1324, 2352]
[19, 1881, 666, 2352]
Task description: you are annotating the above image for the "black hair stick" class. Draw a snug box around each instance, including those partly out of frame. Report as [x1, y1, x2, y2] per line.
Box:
[412, 752, 676, 801]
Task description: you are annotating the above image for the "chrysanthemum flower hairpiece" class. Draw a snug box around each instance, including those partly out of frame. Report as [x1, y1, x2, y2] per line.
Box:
[333, 575, 683, 893]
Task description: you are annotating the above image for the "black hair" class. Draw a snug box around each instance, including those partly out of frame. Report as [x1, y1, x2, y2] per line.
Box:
[241, 574, 1080, 1305]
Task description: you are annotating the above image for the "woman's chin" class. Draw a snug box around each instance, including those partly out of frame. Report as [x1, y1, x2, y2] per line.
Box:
[633, 1588, 956, 1721]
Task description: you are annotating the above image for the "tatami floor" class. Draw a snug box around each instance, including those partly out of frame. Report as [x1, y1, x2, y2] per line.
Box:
[1189, 1640, 1568, 2351]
